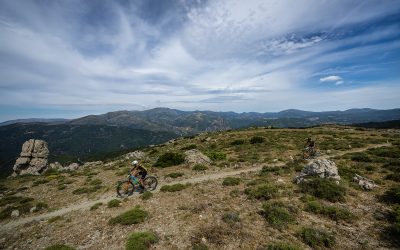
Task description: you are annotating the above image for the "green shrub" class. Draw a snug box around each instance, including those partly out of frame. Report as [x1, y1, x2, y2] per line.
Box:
[34, 202, 49, 212]
[264, 242, 302, 250]
[44, 244, 75, 250]
[90, 202, 103, 210]
[386, 173, 400, 182]
[299, 227, 335, 248]
[231, 139, 245, 145]
[192, 164, 208, 171]
[368, 147, 400, 158]
[205, 151, 226, 161]
[109, 207, 149, 225]
[32, 179, 50, 186]
[261, 201, 297, 229]
[182, 144, 197, 150]
[166, 172, 184, 178]
[192, 243, 209, 250]
[125, 231, 158, 250]
[222, 177, 241, 186]
[381, 186, 400, 204]
[338, 166, 361, 181]
[48, 216, 63, 223]
[250, 136, 265, 144]
[140, 191, 153, 200]
[245, 184, 280, 200]
[89, 179, 102, 186]
[299, 178, 346, 202]
[221, 212, 240, 223]
[107, 199, 121, 208]
[154, 152, 185, 168]
[383, 205, 400, 245]
[305, 200, 355, 222]
[160, 183, 189, 192]
[351, 153, 373, 162]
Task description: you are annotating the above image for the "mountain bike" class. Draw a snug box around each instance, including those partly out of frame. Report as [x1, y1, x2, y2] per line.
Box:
[116, 174, 158, 198]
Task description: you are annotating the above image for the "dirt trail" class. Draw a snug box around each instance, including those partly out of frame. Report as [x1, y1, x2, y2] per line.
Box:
[0, 143, 391, 231]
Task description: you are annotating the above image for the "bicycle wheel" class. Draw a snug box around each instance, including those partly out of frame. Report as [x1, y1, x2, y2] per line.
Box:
[116, 181, 134, 197]
[143, 176, 158, 191]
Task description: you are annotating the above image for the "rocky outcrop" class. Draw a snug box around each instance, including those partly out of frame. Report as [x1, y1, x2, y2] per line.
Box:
[184, 149, 211, 165]
[125, 151, 146, 160]
[295, 158, 341, 184]
[13, 139, 49, 176]
[353, 174, 377, 190]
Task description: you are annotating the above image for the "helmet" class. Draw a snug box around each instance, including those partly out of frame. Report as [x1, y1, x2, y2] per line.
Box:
[131, 160, 138, 166]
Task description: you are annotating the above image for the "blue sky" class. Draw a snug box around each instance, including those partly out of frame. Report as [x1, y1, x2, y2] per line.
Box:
[0, 0, 400, 121]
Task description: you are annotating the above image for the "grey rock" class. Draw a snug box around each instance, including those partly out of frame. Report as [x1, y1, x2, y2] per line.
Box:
[353, 174, 377, 190]
[184, 149, 211, 165]
[11, 210, 19, 218]
[125, 151, 146, 160]
[66, 163, 80, 171]
[295, 158, 341, 184]
[13, 139, 49, 176]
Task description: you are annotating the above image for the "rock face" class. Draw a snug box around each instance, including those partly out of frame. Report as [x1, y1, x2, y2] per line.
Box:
[13, 139, 49, 176]
[184, 149, 211, 165]
[295, 158, 341, 184]
[353, 174, 377, 190]
[125, 151, 146, 160]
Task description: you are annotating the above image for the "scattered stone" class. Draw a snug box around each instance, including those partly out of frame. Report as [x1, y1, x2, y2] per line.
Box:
[13, 139, 49, 176]
[30, 207, 36, 213]
[295, 158, 341, 184]
[326, 150, 332, 154]
[272, 159, 278, 163]
[353, 174, 377, 190]
[49, 162, 63, 170]
[65, 163, 80, 171]
[11, 210, 19, 218]
[124, 151, 146, 160]
[184, 149, 211, 165]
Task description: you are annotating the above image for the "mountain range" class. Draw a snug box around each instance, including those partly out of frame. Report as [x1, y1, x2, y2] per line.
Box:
[1, 107, 400, 177]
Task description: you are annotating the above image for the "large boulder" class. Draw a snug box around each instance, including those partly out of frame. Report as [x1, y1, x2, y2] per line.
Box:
[295, 158, 341, 184]
[13, 139, 49, 176]
[353, 174, 377, 190]
[184, 149, 211, 165]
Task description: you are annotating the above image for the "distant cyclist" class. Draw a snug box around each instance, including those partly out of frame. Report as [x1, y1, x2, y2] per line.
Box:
[130, 160, 147, 193]
[304, 137, 316, 156]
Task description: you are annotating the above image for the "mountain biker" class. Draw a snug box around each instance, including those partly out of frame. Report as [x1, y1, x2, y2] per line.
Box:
[304, 137, 316, 154]
[130, 160, 147, 193]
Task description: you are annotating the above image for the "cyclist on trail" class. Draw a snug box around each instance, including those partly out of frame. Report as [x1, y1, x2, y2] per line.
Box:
[304, 137, 316, 154]
[130, 160, 147, 193]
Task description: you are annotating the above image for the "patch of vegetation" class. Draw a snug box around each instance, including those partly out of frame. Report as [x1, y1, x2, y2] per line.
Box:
[107, 199, 121, 208]
[250, 136, 265, 144]
[383, 205, 400, 246]
[245, 184, 281, 200]
[90, 202, 103, 211]
[182, 144, 197, 150]
[109, 207, 149, 225]
[44, 244, 76, 250]
[140, 191, 153, 200]
[48, 216, 63, 223]
[89, 179, 102, 186]
[305, 200, 355, 222]
[264, 242, 302, 250]
[381, 186, 400, 204]
[32, 178, 50, 186]
[0, 195, 35, 219]
[285, 159, 305, 172]
[338, 165, 361, 181]
[125, 231, 158, 250]
[298, 227, 335, 248]
[205, 150, 226, 161]
[154, 152, 185, 168]
[192, 164, 208, 171]
[33, 202, 49, 212]
[350, 152, 373, 162]
[368, 146, 400, 158]
[261, 201, 297, 229]
[192, 243, 209, 250]
[165, 172, 184, 178]
[386, 173, 400, 182]
[160, 183, 189, 192]
[231, 139, 245, 145]
[222, 177, 241, 186]
[221, 211, 240, 223]
[299, 178, 346, 202]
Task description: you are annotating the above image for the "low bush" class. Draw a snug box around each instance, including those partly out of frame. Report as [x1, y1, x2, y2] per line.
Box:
[160, 183, 189, 192]
[305, 200, 355, 222]
[109, 207, 149, 225]
[368, 147, 400, 158]
[298, 227, 335, 248]
[338, 165, 361, 181]
[264, 242, 302, 250]
[299, 178, 346, 202]
[48, 216, 63, 223]
[44, 244, 75, 250]
[231, 139, 245, 145]
[350, 153, 373, 162]
[222, 177, 241, 186]
[166, 172, 184, 178]
[32, 179, 50, 186]
[107, 199, 121, 208]
[34, 202, 49, 212]
[381, 186, 400, 204]
[221, 212, 240, 223]
[89, 179, 102, 186]
[386, 173, 400, 182]
[140, 191, 153, 200]
[245, 184, 280, 200]
[383, 205, 400, 245]
[182, 144, 197, 150]
[90, 202, 103, 211]
[192, 164, 208, 171]
[205, 151, 226, 161]
[125, 231, 158, 250]
[250, 136, 265, 144]
[192, 243, 209, 250]
[261, 201, 297, 229]
[154, 152, 185, 168]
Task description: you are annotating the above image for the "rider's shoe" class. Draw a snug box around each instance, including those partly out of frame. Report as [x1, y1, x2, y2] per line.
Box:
[138, 185, 145, 193]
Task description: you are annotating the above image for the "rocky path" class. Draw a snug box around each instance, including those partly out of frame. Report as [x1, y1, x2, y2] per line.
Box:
[0, 143, 391, 231]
